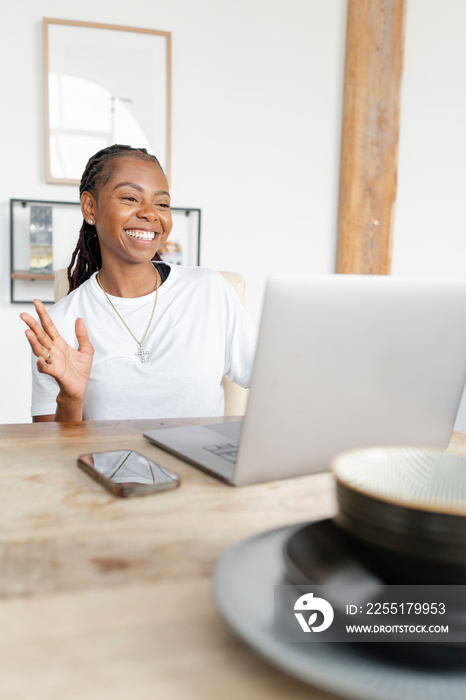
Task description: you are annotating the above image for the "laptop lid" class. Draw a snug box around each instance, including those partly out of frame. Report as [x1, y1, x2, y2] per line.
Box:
[231, 274, 466, 485]
[145, 274, 466, 486]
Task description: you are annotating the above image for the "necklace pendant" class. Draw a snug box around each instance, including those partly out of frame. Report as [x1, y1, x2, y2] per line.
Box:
[135, 343, 149, 363]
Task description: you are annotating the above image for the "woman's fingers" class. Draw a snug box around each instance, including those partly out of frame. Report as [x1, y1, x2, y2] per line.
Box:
[75, 318, 94, 357]
[20, 311, 48, 337]
[36, 354, 54, 374]
[43, 350, 54, 364]
[23, 330, 55, 375]
[20, 309, 54, 350]
[20, 302, 62, 375]
[32, 299, 60, 341]
[24, 328, 50, 360]
[20, 299, 63, 359]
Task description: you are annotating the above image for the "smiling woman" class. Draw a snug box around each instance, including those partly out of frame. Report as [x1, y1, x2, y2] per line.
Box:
[20, 145, 256, 423]
[69, 144, 171, 293]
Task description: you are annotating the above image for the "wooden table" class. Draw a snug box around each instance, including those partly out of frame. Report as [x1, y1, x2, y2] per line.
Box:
[2, 421, 465, 700]
[0, 418, 341, 700]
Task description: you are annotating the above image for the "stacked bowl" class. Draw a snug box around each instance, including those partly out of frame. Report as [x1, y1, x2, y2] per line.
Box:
[331, 446, 466, 585]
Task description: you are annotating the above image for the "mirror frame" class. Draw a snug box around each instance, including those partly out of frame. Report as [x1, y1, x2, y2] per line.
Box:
[42, 18, 171, 185]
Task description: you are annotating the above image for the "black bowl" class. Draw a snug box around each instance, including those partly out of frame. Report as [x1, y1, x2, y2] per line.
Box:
[331, 446, 466, 584]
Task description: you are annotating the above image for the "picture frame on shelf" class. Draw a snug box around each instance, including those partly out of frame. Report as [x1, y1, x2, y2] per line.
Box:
[43, 18, 171, 185]
[160, 208, 201, 267]
[10, 198, 82, 304]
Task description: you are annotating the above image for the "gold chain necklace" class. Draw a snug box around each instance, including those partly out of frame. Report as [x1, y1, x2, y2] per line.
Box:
[96, 270, 161, 363]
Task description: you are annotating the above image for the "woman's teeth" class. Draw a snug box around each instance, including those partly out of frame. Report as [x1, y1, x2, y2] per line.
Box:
[126, 229, 156, 240]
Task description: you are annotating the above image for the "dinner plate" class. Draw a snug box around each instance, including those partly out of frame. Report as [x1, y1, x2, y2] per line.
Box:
[282, 520, 466, 657]
[212, 523, 466, 700]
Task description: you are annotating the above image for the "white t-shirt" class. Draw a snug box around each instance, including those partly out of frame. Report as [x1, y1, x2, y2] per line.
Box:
[31, 265, 256, 420]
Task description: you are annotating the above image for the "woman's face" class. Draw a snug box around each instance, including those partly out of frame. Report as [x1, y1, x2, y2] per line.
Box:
[81, 157, 173, 268]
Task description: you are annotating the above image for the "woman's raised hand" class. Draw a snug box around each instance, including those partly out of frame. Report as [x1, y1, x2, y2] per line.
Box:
[20, 300, 94, 409]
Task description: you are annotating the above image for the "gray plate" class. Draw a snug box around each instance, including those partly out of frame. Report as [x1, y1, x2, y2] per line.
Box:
[212, 524, 466, 700]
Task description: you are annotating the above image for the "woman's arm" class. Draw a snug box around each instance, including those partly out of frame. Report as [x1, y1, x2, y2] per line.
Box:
[21, 300, 94, 422]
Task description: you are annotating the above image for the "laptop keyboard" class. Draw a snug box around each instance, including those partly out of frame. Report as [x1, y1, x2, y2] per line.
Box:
[203, 442, 239, 464]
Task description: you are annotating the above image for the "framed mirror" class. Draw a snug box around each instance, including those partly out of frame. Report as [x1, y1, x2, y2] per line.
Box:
[43, 18, 171, 185]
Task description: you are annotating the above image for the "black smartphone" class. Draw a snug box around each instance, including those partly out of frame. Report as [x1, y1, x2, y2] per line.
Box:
[77, 450, 181, 497]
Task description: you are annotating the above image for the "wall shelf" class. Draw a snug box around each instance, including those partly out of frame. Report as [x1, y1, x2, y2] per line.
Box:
[11, 272, 56, 281]
[10, 198, 201, 304]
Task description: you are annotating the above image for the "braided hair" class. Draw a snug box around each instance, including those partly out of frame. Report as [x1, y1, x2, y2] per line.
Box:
[67, 144, 164, 292]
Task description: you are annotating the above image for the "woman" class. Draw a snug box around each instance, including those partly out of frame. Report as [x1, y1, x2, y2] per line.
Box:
[20, 145, 256, 422]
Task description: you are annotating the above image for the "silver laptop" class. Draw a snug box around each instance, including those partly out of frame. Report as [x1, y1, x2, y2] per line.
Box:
[144, 274, 466, 486]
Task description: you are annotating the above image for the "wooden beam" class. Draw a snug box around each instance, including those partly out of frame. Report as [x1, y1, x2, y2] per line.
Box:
[336, 0, 406, 274]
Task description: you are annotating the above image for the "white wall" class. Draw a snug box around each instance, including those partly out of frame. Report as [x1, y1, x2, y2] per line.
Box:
[392, 0, 466, 278]
[392, 0, 466, 432]
[0, 0, 346, 423]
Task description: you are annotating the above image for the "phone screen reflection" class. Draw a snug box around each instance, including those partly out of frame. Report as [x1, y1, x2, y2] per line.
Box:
[78, 450, 180, 496]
